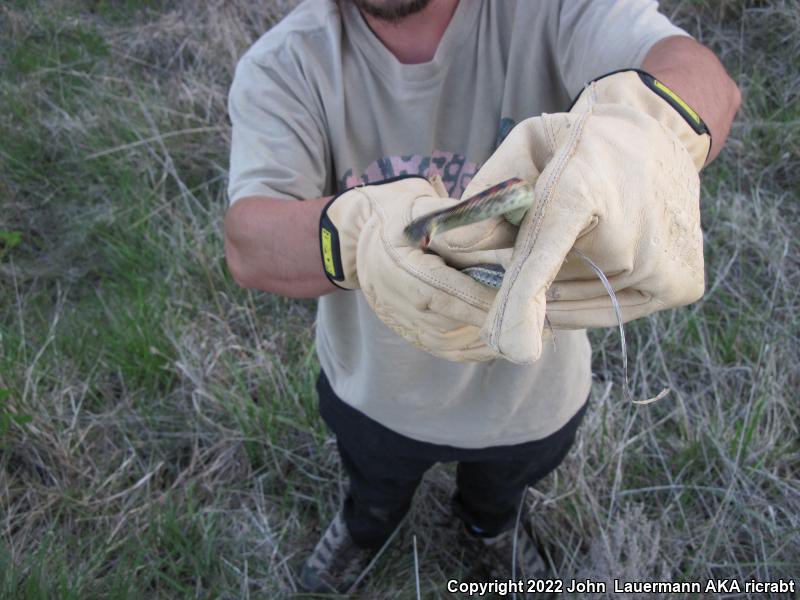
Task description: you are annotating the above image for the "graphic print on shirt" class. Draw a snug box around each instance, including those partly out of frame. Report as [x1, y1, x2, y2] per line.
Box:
[337, 151, 478, 197]
[337, 118, 518, 196]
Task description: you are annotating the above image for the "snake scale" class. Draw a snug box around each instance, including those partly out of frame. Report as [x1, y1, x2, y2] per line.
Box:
[403, 178, 534, 288]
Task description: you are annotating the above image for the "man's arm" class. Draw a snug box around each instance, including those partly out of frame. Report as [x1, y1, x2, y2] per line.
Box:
[641, 35, 741, 164]
[224, 195, 338, 298]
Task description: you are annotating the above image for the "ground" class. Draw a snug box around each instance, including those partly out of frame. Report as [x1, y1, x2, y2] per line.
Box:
[0, 0, 798, 598]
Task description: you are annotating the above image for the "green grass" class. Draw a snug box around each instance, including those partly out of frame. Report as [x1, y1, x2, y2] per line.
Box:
[1, 0, 798, 598]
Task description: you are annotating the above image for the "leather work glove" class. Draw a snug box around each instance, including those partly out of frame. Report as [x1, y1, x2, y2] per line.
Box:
[436, 69, 711, 364]
[319, 175, 498, 361]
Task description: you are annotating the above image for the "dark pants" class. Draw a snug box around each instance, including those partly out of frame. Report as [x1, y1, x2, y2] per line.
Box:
[317, 370, 588, 549]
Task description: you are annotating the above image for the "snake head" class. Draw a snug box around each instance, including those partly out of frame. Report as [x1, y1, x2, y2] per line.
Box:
[403, 218, 435, 249]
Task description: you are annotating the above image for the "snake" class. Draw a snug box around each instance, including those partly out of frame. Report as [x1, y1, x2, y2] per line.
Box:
[407, 177, 670, 406]
[403, 177, 534, 288]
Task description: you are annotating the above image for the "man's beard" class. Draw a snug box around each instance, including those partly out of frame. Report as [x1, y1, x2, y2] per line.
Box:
[349, 0, 433, 22]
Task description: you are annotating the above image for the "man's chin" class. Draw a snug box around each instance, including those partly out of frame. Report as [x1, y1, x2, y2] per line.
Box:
[350, 0, 434, 23]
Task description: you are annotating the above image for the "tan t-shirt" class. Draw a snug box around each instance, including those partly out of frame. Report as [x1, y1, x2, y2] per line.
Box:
[228, 0, 688, 448]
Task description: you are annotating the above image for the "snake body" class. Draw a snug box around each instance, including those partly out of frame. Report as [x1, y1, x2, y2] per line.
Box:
[403, 178, 534, 288]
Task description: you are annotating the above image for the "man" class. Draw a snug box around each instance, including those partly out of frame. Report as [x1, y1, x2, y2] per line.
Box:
[225, 0, 739, 593]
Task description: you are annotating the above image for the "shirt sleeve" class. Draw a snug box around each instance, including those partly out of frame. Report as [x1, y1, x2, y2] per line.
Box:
[227, 52, 329, 204]
[556, 0, 691, 99]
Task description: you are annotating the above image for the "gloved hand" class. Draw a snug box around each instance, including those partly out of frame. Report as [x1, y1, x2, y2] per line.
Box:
[435, 70, 711, 364]
[319, 175, 498, 361]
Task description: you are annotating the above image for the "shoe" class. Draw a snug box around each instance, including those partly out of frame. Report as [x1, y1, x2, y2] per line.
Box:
[478, 523, 550, 580]
[460, 521, 552, 598]
[298, 511, 377, 594]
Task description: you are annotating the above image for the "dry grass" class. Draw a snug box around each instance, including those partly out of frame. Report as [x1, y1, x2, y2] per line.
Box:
[1, 0, 798, 598]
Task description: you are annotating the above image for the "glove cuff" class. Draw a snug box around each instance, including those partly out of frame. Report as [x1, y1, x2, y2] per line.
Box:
[320, 190, 359, 289]
[319, 174, 430, 290]
[571, 69, 712, 170]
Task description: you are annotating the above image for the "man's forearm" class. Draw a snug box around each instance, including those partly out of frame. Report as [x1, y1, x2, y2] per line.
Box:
[224, 195, 338, 298]
[641, 35, 741, 164]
